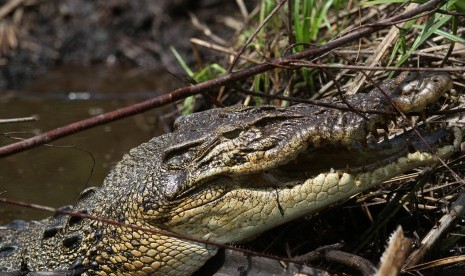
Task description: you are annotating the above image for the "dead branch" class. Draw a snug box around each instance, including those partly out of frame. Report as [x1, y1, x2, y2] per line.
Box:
[0, 115, 38, 124]
[403, 190, 465, 269]
[0, 196, 319, 268]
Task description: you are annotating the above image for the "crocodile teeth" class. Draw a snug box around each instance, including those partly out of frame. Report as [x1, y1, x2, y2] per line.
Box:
[383, 131, 389, 141]
[344, 165, 351, 174]
[405, 139, 416, 154]
[437, 137, 444, 146]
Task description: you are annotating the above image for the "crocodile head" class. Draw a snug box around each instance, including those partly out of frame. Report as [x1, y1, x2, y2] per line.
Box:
[136, 72, 459, 243]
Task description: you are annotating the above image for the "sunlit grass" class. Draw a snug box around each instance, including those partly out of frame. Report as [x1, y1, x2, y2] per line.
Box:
[172, 0, 461, 109]
[171, 46, 227, 114]
[251, 0, 347, 95]
[382, 0, 463, 76]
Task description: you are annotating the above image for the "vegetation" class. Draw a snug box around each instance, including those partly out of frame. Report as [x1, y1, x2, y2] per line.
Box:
[171, 0, 465, 273]
[179, 0, 464, 112]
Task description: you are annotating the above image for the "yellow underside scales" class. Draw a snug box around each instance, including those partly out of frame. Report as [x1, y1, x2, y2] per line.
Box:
[202, 127, 463, 243]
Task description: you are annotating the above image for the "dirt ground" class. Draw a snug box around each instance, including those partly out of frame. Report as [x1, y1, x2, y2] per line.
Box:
[0, 0, 247, 90]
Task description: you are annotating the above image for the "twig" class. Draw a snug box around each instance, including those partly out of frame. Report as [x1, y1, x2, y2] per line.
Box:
[439, 13, 457, 67]
[217, 0, 287, 101]
[347, 3, 419, 95]
[0, 115, 38, 124]
[404, 255, 465, 272]
[235, 0, 249, 19]
[188, 12, 226, 45]
[0, 196, 315, 267]
[190, 38, 261, 64]
[292, 245, 377, 276]
[227, 0, 287, 72]
[403, 190, 465, 269]
[285, 62, 465, 72]
[0, 0, 23, 19]
[234, 86, 396, 115]
[0, 0, 445, 158]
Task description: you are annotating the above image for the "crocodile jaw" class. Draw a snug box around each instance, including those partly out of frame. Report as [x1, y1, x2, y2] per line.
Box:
[166, 127, 463, 243]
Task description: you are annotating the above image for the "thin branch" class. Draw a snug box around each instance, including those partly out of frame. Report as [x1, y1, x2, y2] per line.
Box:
[234, 86, 397, 116]
[227, 0, 288, 72]
[403, 190, 465, 269]
[0, 115, 38, 124]
[0, 196, 308, 266]
[190, 38, 262, 64]
[292, 245, 376, 276]
[285, 62, 465, 72]
[0, 0, 24, 19]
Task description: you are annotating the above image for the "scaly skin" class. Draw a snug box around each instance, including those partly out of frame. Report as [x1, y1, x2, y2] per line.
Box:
[0, 72, 459, 275]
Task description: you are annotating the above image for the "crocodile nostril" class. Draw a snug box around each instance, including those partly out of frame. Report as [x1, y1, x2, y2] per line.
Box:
[62, 234, 81, 249]
[67, 210, 87, 227]
[0, 245, 18, 257]
[43, 226, 62, 239]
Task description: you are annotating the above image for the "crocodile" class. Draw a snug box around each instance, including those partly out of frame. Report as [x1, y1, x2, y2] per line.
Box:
[0, 72, 461, 275]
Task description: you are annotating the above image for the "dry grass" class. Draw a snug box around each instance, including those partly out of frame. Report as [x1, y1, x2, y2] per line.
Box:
[185, 1, 465, 274]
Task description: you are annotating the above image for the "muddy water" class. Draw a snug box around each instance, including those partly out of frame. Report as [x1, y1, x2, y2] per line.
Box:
[0, 65, 178, 224]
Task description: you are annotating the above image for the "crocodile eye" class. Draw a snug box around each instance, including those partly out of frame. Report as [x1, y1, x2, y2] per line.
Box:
[162, 143, 202, 169]
[163, 148, 203, 170]
[164, 152, 190, 169]
[222, 128, 242, 139]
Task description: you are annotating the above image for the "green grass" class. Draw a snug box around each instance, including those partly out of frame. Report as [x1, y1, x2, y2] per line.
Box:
[382, 0, 463, 76]
[170, 46, 227, 115]
[293, 0, 335, 47]
[171, 0, 460, 109]
[251, 0, 346, 95]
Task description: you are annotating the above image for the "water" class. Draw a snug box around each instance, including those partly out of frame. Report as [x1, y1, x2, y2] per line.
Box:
[0, 65, 178, 224]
